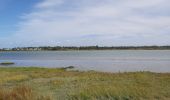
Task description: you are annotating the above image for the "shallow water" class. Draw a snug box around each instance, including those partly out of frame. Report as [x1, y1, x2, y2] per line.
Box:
[0, 50, 170, 72]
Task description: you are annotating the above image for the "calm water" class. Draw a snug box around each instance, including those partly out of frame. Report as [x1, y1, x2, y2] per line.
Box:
[0, 50, 170, 72]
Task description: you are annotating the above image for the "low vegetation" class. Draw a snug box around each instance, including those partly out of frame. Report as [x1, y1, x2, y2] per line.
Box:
[0, 67, 170, 100]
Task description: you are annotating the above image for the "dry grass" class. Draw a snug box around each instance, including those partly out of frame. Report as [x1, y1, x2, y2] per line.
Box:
[0, 85, 51, 100]
[0, 67, 170, 100]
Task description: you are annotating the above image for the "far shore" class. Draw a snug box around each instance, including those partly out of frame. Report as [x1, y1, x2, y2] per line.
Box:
[1, 46, 170, 51]
[1, 49, 170, 52]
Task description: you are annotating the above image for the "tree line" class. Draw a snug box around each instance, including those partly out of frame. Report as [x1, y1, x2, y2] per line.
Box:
[1, 46, 170, 51]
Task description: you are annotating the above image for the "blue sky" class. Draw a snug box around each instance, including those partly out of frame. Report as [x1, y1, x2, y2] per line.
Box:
[0, 0, 39, 36]
[0, 0, 170, 48]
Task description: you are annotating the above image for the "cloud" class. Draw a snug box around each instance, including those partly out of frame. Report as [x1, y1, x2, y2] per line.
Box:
[35, 0, 64, 8]
[1, 0, 170, 47]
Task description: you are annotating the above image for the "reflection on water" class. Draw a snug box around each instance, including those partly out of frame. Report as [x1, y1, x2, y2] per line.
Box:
[0, 50, 170, 72]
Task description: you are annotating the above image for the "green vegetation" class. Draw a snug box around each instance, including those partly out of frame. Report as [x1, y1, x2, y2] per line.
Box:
[0, 67, 170, 100]
[0, 62, 15, 65]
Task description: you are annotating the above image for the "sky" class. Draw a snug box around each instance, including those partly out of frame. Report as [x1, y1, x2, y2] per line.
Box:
[0, 0, 170, 48]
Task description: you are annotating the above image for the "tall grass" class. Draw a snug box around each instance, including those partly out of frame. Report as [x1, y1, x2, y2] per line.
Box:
[0, 85, 51, 100]
[0, 67, 170, 100]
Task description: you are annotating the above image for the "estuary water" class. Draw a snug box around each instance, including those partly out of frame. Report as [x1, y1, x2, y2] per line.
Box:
[0, 50, 170, 72]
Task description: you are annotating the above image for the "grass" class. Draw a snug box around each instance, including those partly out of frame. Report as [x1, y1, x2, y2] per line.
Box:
[0, 67, 170, 100]
[0, 85, 51, 100]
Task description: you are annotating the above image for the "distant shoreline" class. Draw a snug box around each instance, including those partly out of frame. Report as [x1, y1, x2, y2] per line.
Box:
[1, 46, 170, 51]
[1, 49, 170, 52]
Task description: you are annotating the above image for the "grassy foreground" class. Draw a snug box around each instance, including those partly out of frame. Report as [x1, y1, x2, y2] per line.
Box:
[0, 67, 170, 100]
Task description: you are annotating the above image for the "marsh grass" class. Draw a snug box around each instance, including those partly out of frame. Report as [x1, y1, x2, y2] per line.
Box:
[0, 67, 170, 100]
[0, 85, 51, 100]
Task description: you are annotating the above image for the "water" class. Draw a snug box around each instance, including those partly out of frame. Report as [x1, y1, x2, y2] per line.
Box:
[0, 50, 170, 72]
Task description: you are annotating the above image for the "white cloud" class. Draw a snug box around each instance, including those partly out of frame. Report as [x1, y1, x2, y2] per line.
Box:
[1, 0, 170, 47]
